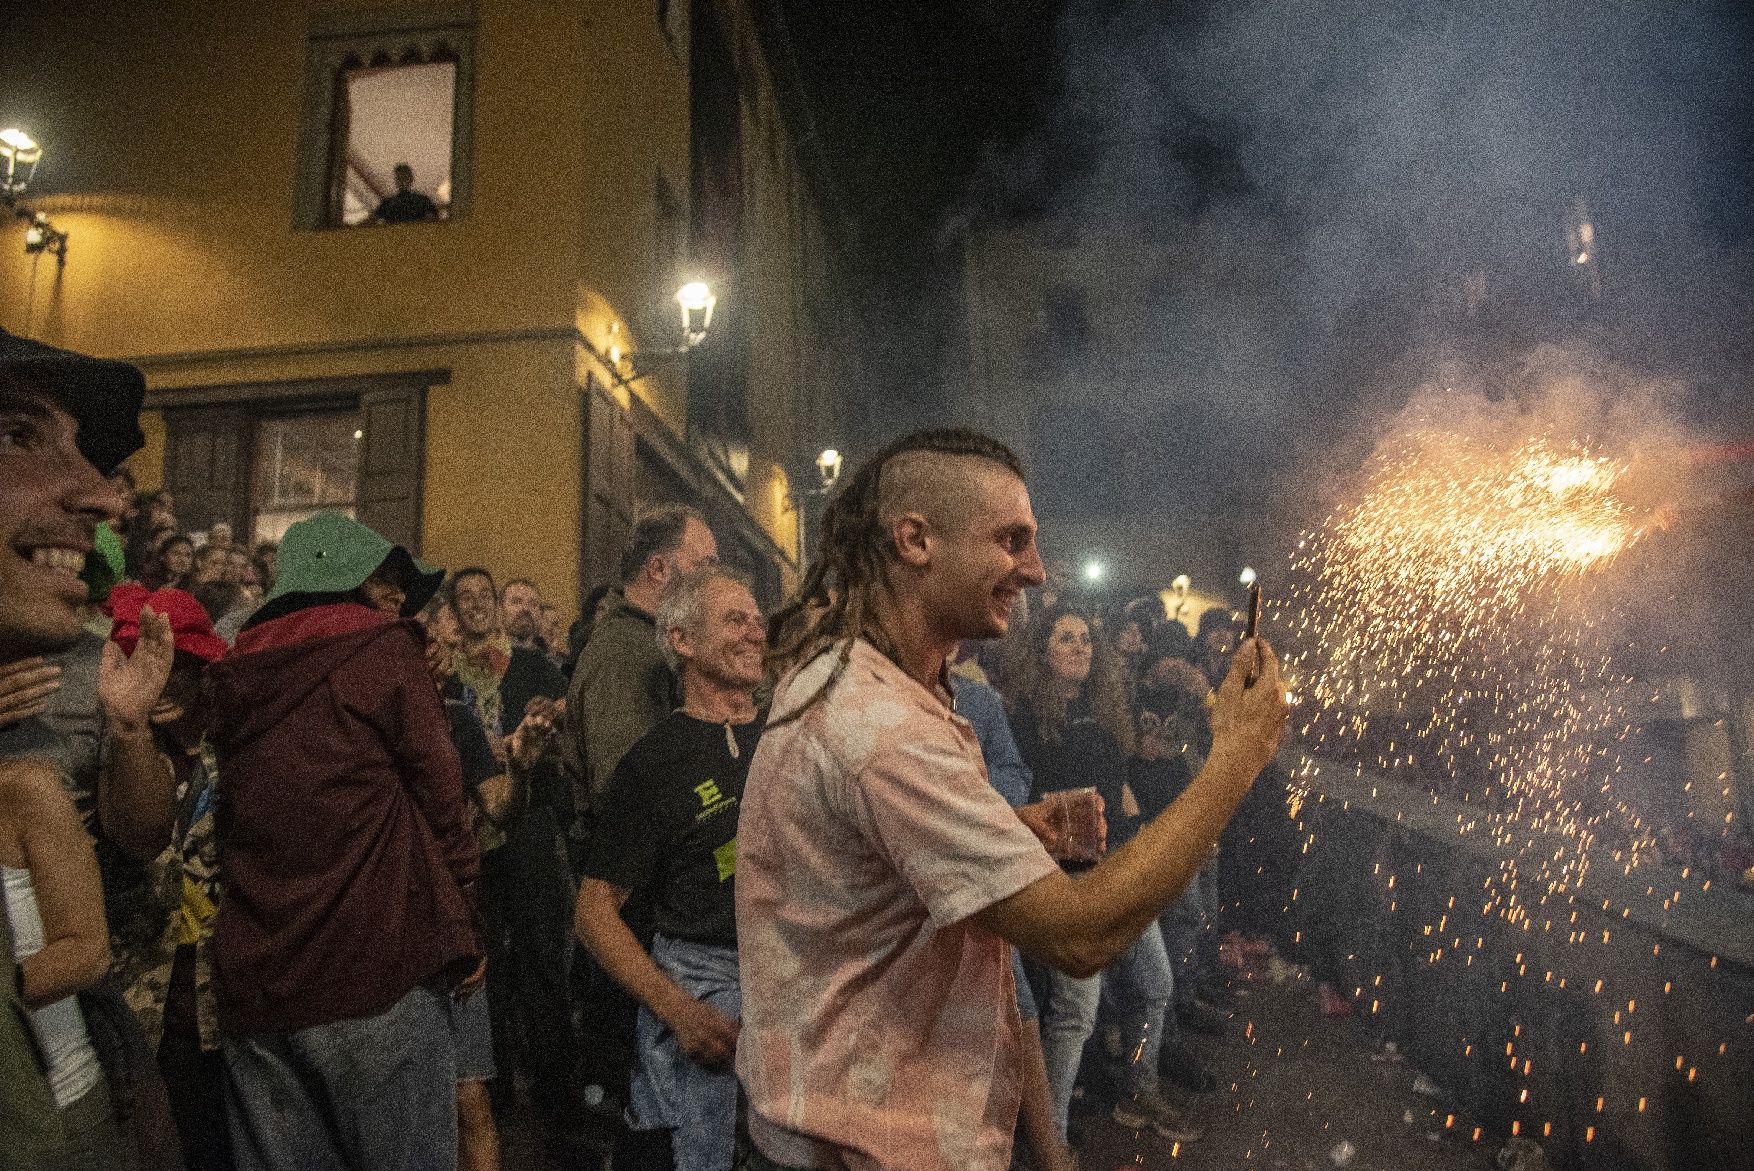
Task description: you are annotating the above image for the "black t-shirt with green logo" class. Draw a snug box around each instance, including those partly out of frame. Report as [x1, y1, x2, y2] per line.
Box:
[582, 710, 764, 947]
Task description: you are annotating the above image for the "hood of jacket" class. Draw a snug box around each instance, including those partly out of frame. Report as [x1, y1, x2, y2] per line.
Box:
[208, 601, 418, 752]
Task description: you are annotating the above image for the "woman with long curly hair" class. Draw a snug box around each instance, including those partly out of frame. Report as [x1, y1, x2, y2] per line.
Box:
[1003, 605, 1199, 1144]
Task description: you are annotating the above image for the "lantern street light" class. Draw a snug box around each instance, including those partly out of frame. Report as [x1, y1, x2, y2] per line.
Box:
[1168, 573, 1192, 620]
[1, 128, 43, 198]
[23, 212, 68, 263]
[785, 445, 845, 567]
[1239, 566, 1258, 587]
[815, 448, 843, 491]
[675, 280, 716, 348]
[2, 129, 68, 265]
[619, 280, 719, 384]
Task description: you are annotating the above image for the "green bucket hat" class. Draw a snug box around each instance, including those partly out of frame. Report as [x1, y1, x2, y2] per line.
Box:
[265, 511, 443, 617]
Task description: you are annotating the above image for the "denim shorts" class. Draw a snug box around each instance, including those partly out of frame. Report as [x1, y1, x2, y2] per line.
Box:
[631, 934, 741, 1171]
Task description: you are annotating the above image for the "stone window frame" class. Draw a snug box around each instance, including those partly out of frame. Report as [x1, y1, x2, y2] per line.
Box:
[291, 4, 479, 231]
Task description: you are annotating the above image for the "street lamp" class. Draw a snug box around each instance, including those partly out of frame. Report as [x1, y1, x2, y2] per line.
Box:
[815, 448, 843, 491]
[2, 128, 68, 266]
[1168, 573, 1192, 620]
[675, 280, 716, 348]
[785, 445, 845, 568]
[618, 280, 720, 384]
[1082, 559, 1105, 585]
[1, 128, 42, 197]
[1239, 566, 1257, 587]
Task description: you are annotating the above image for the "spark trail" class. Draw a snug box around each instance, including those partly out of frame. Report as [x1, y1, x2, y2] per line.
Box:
[1280, 397, 1665, 900]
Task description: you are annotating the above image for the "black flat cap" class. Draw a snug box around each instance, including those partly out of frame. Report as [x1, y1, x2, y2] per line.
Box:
[0, 328, 146, 475]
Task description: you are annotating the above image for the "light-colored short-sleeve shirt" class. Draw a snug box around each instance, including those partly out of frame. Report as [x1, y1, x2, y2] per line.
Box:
[735, 639, 1059, 1170]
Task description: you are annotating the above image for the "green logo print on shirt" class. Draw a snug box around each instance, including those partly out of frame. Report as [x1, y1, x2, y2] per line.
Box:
[714, 838, 737, 882]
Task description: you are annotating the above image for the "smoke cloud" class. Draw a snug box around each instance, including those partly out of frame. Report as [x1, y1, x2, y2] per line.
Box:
[962, 0, 1754, 588]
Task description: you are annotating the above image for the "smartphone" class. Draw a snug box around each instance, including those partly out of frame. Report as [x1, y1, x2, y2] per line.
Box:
[1243, 581, 1263, 687]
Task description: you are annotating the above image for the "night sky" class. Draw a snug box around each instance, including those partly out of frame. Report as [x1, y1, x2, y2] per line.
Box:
[782, 0, 1754, 590]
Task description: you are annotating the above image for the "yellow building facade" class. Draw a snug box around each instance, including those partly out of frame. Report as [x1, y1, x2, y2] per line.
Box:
[0, 0, 851, 616]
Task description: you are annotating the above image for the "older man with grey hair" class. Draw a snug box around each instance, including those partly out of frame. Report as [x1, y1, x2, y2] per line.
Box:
[574, 565, 764, 1171]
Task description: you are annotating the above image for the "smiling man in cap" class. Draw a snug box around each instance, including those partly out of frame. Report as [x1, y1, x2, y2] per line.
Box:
[0, 328, 146, 1168]
[0, 328, 143, 662]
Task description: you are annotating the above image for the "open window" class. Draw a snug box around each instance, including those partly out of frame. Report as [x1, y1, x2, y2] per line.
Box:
[294, 8, 476, 230]
[331, 57, 457, 226]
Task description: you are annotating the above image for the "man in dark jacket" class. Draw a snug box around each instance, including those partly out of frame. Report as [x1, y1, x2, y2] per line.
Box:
[208, 511, 479, 1171]
[564, 504, 719, 811]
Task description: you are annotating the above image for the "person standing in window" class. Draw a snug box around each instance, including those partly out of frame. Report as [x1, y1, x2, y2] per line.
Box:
[372, 164, 440, 225]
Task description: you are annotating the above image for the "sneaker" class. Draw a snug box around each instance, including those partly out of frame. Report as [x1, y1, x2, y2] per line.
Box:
[1111, 1091, 1205, 1142]
[1177, 998, 1229, 1036]
[1157, 1039, 1217, 1093]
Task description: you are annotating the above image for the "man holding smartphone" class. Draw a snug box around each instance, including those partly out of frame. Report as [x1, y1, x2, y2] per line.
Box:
[736, 428, 1288, 1171]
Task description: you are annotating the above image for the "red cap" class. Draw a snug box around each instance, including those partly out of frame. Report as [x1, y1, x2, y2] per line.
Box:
[106, 583, 228, 663]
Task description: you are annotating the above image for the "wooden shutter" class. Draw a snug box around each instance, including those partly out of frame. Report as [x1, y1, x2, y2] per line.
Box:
[357, 383, 427, 552]
[163, 406, 247, 537]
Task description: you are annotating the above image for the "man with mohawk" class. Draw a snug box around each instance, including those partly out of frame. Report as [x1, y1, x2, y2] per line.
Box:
[736, 428, 1289, 1171]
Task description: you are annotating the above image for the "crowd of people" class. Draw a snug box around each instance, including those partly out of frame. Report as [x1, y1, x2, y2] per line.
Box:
[2, 328, 1289, 1171]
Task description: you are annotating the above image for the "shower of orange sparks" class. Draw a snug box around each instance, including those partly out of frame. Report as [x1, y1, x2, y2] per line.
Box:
[1282, 427, 1667, 898]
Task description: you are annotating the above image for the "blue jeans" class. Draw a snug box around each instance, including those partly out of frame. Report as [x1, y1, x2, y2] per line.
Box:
[1039, 965, 1100, 1137]
[1097, 923, 1173, 1096]
[1159, 858, 1218, 1006]
[222, 983, 457, 1171]
[631, 934, 741, 1171]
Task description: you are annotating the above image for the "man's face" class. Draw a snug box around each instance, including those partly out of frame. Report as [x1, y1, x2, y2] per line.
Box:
[0, 394, 126, 658]
[163, 540, 193, 578]
[1116, 619, 1146, 656]
[452, 573, 500, 639]
[224, 547, 250, 584]
[190, 546, 226, 585]
[359, 568, 406, 616]
[921, 465, 1046, 642]
[501, 581, 542, 641]
[672, 578, 764, 693]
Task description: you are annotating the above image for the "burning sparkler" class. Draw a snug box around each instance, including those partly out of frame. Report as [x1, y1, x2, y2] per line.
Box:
[1283, 405, 1665, 898]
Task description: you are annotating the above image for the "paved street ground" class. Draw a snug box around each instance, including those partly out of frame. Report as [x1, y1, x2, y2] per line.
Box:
[500, 973, 1504, 1171]
[1071, 975, 1498, 1171]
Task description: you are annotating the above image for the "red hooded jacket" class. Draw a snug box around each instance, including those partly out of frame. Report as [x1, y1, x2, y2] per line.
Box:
[207, 601, 479, 1036]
